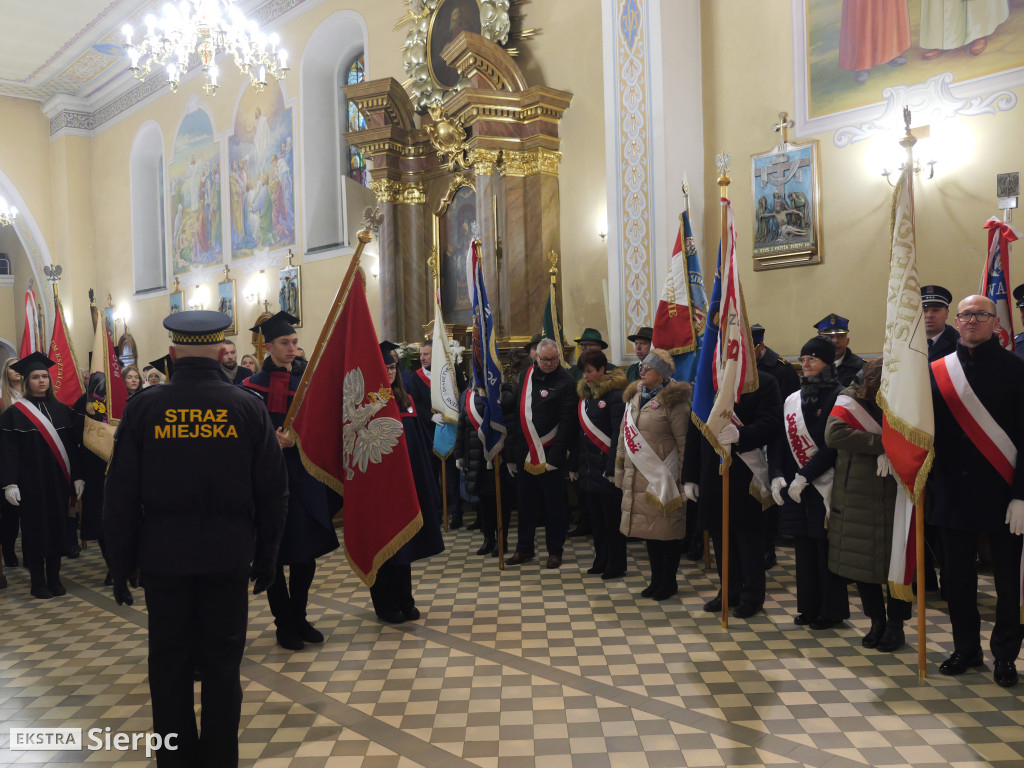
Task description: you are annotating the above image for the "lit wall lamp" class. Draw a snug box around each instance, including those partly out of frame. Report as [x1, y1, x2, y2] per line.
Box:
[189, 284, 210, 310]
[245, 270, 270, 311]
[598, 211, 608, 242]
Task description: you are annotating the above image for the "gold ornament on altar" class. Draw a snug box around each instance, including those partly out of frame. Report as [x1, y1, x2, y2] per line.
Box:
[426, 105, 471, 171]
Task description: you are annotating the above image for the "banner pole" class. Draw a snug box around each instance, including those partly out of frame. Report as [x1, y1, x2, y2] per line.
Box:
[494, 455, 505, 571]
[283, 230, 371, 430]
[719, 158, 732, 630]
[441, 460, 449, 533]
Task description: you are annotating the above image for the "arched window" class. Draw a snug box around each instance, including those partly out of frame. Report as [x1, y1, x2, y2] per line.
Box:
[299, 11, 373, 255]
[130, 122, 167, 294]
[343, 54, 370, 188]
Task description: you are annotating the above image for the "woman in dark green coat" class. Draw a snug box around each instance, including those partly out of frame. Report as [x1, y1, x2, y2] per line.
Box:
[825, 358, 911, 652]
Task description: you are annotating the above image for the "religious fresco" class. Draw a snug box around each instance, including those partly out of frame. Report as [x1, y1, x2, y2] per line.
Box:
[802, 0, 1024, 120]
[440, 185, 476, 327]
[428, 0, 482, 90]
[228, 80, 295, 261]
[168, 108, 223, 276]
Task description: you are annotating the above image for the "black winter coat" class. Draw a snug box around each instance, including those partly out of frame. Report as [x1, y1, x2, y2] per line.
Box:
[454, 384, 515, 497]
[575, 370, 627, 495]
[506, 363, 577, 468]
[928, 324, 959, 362]
[928, 337, 1024, 531]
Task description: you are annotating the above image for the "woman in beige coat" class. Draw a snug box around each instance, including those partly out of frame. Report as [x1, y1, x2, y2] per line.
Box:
[615, 348, 692, 600]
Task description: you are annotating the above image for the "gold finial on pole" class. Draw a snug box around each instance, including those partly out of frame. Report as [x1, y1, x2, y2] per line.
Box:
[682, 172, 690, 216]
[427, 246, 440, 292]
[43, 264, 62, 299]
[547, 250, 559, 286]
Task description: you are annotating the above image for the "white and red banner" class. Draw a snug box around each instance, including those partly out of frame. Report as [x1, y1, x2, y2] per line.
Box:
[705, 198, 757, 466]
[19, 290, 40, 358]
[91, 316, 128, 421]
[980, 217, 1020, 350]
[877, 164, 934, 603]
[652, 218, 699, 355]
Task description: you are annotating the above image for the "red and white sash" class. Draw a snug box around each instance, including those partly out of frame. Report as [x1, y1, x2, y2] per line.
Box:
[783, 391, 834, 518]
[416, 368, 431, 388]
[464, 389, 493, 470]
[579, 399, 611, 455]
[520, 366, 557, 474]
[932, 352, 1016, 486]
[12, 397, 71, 486]
[830, 394, 882, 435]
[621, 401, 682, 513]
[731, 413, 770, 505]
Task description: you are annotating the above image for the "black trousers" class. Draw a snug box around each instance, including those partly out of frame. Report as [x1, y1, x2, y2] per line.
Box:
[478, 492, 510, 544]
[21, 505, 64, 591]
[710, 509, 766, 605]
[369, 560, 413, 617]
[856, 582, 911, 622]
[793, 535, 850, 622]
[515, 468, 568, 557]
[0, 502, 18, 559]
[580, 489, 626, 574]
[266, 559, 315, 628]
[143, 567, 249, 768]
[644, 539, 683, 588]
[940, 525, 1024, 662]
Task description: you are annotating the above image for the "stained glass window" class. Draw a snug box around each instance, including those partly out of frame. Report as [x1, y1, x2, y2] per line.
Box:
[345, 54, 370, 188]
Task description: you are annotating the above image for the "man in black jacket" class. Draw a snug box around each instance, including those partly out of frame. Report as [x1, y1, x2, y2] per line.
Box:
[1013, 283, 1024, 360]
[104, 311, 288, 768]
[923, 285, 959, 362]
[930, 294, 1024, 687]
[506, 339, 578, 568]
[684, 374, 782, 618]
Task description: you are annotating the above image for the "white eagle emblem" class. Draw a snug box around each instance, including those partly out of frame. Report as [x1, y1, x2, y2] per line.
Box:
[342, 368, 404, 480]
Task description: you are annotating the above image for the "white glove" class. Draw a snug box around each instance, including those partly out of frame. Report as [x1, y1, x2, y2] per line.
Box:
[74, 479, 85, 499]
[431, 413, 444, 425]
[1007, 499, 1024, 536]
[455, 458, 464, 471]
[507, 463, 518, 478]
[547, 464, 558, 472]
[876, 454, 893, 478]
[716, 423, 740, 446]
[788, 474, 809, 503]
[3, 485, 20, 506]
[770, 477, 787, 506]
[568, 471, 579, 482]
[684, 482, 700, 503]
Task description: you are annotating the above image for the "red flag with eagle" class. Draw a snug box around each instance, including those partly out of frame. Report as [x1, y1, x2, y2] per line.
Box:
[286, 259, 422, 587]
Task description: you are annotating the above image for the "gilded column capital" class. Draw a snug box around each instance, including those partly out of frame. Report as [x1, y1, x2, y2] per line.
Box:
[371, 179, 426, 205]
[498, 148, 562, 178]
[469, 148, 501, 176]
[499, 150, 528, 178]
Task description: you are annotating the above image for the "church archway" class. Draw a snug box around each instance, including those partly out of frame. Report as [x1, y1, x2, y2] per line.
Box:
[0, 166, 55, 337]
[130, 121, 168, 294]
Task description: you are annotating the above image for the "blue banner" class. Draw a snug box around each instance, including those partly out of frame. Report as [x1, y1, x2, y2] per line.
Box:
[672, 211, 709, 384]
[470, 243, 507, 461]
[691, 244, 722, 427]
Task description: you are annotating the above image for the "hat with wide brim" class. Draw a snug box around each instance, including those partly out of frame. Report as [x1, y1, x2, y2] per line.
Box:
[627, 326, 654, 343]
[574, 328, 608, 349]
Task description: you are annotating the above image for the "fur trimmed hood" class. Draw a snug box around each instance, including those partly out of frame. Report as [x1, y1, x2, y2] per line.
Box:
[576, 369, 627, 400]
[623, 379, 693, 407]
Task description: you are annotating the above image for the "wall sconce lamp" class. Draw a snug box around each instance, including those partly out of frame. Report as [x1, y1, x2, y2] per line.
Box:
[245, 270, 270, 311]
[189, 284, 209, 311]
[598, 211, 608, 243]
[882, 159, 936, 187]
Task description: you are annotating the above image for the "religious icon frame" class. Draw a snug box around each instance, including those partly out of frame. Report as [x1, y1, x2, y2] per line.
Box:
[218, 278, 237, 336]
[427, 0, 483, 92]
[168, 289, 184, 315]
[750, 137, 823, 271]
[434, 173, 477, 328]
[103, 306, 115, 339]
[278, 265, 302, 328]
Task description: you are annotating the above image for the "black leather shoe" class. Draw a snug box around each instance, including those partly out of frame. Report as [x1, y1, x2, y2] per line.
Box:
[763, 549, 777, 570]
[376, 610, 405, 624]
[2, 546, 17, 567]
[448, 515, 462, 530]
[876, 625, 905, 652]
[476, 539, 495, 556]
[601, 570, 625, 580]
[653, 583, 678, 601]
[296, 621, 324, 644]
[793, 613, 810, 626]
[939, 649, 984, 676]
[994, 660, 1018, 687]
[275, 626, 304, 651]
[862, 618, 885, 648]
[47, 580, 66, 597]
[732, 601, 761, 619]
[30, 585, 54, 600]
[586, 561, 606, 575]
[466, 518, 481, 531]
[703, 595, 722, 613]
[403, 606, 421, 621]
[506, 552, 534, 566]
[640, 583, 657, 598]
[809, 617, 843, 631]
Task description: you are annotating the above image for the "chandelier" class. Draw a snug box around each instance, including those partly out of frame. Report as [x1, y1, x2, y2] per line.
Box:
[0, 197, 17, 227]
[122, 0, 288, 95]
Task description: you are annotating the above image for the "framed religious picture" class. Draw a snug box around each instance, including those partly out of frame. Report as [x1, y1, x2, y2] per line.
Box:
[750, 133, 822, 271]
[103, 306, 115, 339]
[169, 289, 184, 315]
[218, 278, 237, 336]
[279, 265, 301, 327]
[428, 0, 482, 91]
[117, 333, 138, 368]
[437, 182, 476, 327]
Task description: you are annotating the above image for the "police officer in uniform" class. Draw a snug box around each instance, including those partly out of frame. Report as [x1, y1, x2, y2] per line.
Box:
[624, 327, 653, 383]
[923, 285, 959, 361]
[103, 311, 287, 768]
[814, 314, 864, 387]
[245, 311, 339, 651]
[1012, 283, 1024, 360]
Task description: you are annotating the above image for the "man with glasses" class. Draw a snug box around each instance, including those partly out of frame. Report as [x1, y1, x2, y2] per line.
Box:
[814, 314, 864, 387]
[930, 294, 1024, 687]
[506, 339, 578, 568]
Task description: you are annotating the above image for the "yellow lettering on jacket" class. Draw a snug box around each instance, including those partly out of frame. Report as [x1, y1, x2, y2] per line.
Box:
[153, 409, 240, 439]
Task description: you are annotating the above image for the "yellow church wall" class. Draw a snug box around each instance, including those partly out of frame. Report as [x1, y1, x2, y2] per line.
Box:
[700, 0, 1023, 357]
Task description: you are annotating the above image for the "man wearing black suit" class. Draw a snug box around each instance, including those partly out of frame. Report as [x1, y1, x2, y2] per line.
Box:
[923, 285, 959, 362]
[1012, 283, 1024, 360]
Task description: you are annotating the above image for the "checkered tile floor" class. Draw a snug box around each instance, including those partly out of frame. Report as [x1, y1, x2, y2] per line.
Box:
[1, 514, 1023, 767]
